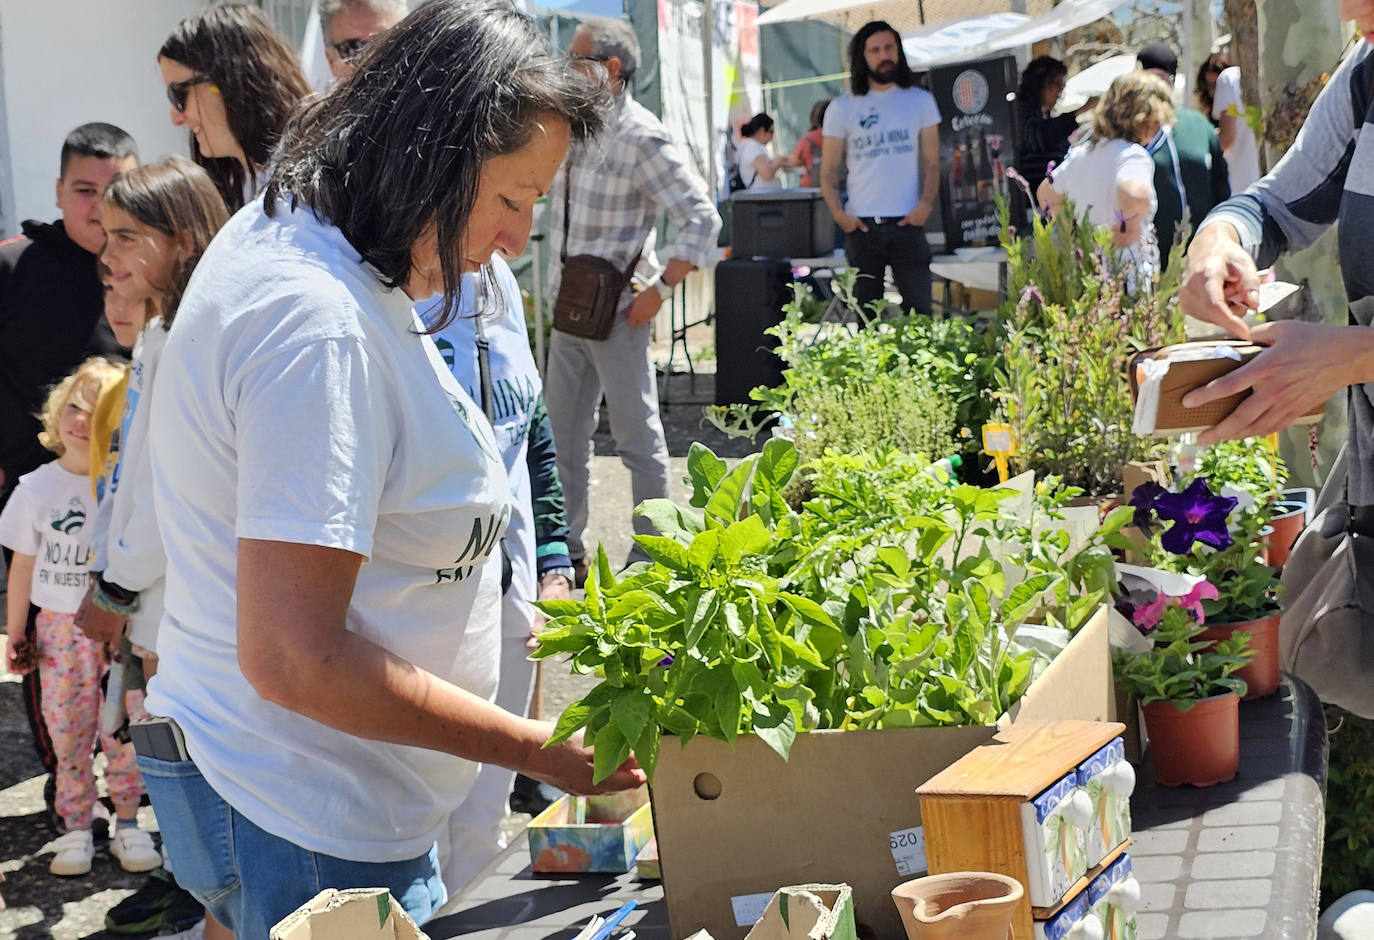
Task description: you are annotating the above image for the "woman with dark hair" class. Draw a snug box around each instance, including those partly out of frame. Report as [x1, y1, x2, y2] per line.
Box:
[158, 3, 311, 211]
[1197, 52, 1261, 192]
[135, 1, 641, 933]
[1015, 56, 1085, 208]
[736, 112, 797, 192]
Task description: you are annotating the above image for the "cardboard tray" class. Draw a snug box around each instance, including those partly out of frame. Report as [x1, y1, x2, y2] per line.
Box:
[649, 607, 1113, 940]
[1128, 340, 1324, 437]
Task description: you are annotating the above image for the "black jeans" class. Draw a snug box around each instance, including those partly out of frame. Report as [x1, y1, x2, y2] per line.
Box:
[844, 221, 933, 317]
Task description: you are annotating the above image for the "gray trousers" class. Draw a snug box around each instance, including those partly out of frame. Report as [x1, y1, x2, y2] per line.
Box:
[544, 312, 670, 561]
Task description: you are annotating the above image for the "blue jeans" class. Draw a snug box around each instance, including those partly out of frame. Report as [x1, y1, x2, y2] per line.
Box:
[136, 754, 446, 937]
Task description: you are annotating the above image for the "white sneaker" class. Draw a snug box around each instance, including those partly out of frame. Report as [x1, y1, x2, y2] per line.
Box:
[109, 826, 162, 873]
[48, 829, 95, 876]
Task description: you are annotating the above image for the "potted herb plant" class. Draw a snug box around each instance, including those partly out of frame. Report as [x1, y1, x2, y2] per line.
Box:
[992, 195, 1185, 499]
[1128, 477, 1283, 698]
[1112, 592, 1252, 787]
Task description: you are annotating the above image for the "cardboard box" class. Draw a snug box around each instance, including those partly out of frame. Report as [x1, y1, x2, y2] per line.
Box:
[270, 889, 425, 940]
[528, 787, 654, 873]
[651, 607, 1113, 940]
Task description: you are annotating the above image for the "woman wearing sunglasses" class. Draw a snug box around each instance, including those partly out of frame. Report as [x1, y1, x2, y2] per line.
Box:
[158, 4, 310, 212]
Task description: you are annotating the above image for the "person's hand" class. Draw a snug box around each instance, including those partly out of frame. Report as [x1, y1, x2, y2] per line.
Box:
[899, 203, 932, 227]
[529, 572, 572, 649]
[74, 584, 127, 646]
[836, 212, 869, 234]
[625, 289, 662, 327]
[1179, 224, 1260, 339]
[1184, 320, 1357, 444]
[5, 632, 34, 676]
[524, 722, 647, 795]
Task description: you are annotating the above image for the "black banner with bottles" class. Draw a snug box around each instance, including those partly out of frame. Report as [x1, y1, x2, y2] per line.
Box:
[928, 56, 1019, 251]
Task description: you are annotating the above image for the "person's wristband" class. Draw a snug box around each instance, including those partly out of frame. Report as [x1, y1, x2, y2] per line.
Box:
[541, 566, 575, 588]
[653, 279, 673, 302]
[92, 575, 139, 615]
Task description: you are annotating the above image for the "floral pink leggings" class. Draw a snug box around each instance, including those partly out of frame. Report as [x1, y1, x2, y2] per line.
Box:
[37, 609, 146, 831]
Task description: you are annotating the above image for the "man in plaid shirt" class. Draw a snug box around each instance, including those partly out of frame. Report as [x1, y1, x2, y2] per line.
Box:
[545, 17, 720, 579]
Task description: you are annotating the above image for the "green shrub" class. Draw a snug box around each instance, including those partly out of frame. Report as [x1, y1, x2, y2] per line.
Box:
[1323, 707, 1374, 908]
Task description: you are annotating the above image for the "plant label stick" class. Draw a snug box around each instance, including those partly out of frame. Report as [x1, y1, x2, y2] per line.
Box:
[982, 423, 1016, 483]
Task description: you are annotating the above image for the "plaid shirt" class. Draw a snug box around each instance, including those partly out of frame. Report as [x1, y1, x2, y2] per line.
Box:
[547, 93, 721, 303]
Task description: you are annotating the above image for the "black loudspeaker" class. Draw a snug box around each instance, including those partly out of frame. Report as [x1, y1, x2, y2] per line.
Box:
[715, 257, 792, 406]
[730, 189, 835, 258]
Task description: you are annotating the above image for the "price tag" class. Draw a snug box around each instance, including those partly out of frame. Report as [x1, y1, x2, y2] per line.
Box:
[730, 891, 775, 927]
[888, 825, 927, 876]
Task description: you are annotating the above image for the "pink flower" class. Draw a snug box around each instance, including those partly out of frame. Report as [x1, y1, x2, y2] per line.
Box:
[1179, 581, 1219, 622]
[1132, 596, 1168, 632]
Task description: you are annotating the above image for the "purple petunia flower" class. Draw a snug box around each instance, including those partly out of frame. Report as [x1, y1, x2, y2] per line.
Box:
[657, 654, 674, 667]
[1128, 481, 1167, 532]
[1151, 477, 1237, 555]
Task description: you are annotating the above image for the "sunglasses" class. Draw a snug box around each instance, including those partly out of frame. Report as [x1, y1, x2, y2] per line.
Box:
[167, 74, 215, 113]
[331, 36, 372, 60]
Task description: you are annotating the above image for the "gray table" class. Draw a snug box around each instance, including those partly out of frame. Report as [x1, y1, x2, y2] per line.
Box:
[1130, 674, 1328, 940]
[431, 675, 1327, 940]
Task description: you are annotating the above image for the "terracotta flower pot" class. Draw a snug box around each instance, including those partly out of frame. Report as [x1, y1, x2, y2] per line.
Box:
[891, 871, 1024, 940]
[1266, 497, 1309, 568]
[1200, 613, 1281, 699]
[1141, 692, 1240, 787]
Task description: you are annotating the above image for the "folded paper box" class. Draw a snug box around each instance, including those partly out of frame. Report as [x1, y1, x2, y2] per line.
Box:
[528, 786, 654, 873]
[269, 889, 426, 940]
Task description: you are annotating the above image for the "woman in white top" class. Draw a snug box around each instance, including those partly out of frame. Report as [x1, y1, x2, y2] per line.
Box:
[1039, 71, 1175, 284]
[1197, 54, 1262, 193]
[157, 4, 311, 212]
[736, 112, 798, 192]
[136, 3, 643, 935]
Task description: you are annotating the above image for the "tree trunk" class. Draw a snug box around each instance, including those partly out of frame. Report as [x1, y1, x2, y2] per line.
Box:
[1223, 0, 1262, 164]
[1257, 3, 1348, 490]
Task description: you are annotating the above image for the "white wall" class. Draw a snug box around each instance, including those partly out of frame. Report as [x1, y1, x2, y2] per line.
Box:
[0, 0, 204, 236]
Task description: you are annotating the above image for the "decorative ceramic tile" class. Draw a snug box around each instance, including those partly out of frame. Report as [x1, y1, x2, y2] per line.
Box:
[1089, 853, 1140, 940]
[1078, 738, 1134, 866]
[1034, 886, 1096, 940]
[1021, 770, 1093, 907]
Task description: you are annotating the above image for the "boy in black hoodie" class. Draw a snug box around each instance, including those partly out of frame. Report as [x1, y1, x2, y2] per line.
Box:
[0, 122, 136, 828]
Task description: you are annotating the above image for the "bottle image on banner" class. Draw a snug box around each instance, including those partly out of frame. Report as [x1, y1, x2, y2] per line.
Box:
[987, 133, 1006, 201]
[976, 132, 995, 204]
[950, 138, 965, 213]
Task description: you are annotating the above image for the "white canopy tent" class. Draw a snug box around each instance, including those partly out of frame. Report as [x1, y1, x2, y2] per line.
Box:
[901, 13, 1030, 68]
[756, 0, 1052, 36]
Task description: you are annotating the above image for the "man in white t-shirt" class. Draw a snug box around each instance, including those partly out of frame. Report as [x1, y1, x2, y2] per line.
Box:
[820, 20, 942, 316]
[1210, 65, 1261, 193]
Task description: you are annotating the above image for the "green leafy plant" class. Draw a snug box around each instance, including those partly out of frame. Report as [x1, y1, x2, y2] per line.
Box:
[1322, 707, 1374, 908]
[534, 440, 1115, 782]
[1185, 437, 1286, 536]
[994, 198, 1186, 496]
[703, 272, 1002, 473]
[1111, 599, 1251, 707]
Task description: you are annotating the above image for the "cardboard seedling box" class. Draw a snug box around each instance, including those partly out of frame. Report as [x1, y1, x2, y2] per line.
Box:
[528, 786, 654, 873]
[649, 606, 1113, 940]
[269, 889, 425, 940]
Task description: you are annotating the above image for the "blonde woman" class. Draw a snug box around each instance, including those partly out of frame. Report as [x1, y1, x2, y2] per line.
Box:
[1038, 71, 1175, 281]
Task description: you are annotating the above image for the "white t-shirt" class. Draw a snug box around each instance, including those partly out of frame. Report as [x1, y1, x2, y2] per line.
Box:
[428, 258, 542, 639]
[1212, 67, 1261, 193]
[89, 321, 169, 650]
[1051, 138, 1158, 234]
[0, 461, 96, 613]
[823, 85, 941, 217]
[737, 138, 782, 192]
[145, 197, 510, 862]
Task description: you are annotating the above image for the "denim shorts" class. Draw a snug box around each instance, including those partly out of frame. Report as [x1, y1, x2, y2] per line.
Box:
[136, 754, 446, 937]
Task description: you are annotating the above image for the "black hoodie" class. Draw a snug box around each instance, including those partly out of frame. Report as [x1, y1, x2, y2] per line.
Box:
[0, 219, 127, 501]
